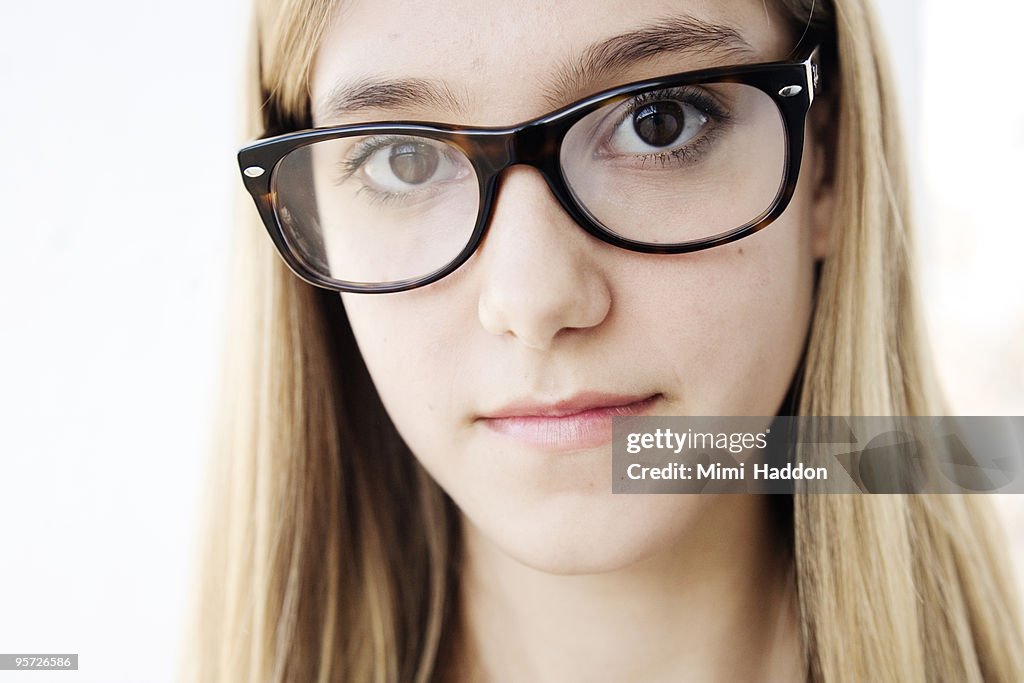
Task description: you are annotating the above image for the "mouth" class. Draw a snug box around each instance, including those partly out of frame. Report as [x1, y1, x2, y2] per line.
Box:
[477, 392, 662, 451]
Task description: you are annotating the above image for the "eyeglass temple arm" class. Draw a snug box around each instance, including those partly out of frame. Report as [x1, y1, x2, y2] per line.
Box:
[805, 45, 822, 101]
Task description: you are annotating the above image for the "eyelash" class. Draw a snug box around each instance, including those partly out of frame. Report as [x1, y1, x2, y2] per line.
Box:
[335, 136, 450, 206]
[608, 86, 733, 168]
[335, 135, 400, 182]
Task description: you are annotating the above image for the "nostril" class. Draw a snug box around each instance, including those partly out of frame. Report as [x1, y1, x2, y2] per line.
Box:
[473, 170, 613, 350]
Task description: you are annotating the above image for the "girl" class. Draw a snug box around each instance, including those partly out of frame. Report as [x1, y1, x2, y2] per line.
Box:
[187, 0, 1024, 680]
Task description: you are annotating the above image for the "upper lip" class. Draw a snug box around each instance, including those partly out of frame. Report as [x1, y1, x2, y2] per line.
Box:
[479, 392, 658, 419]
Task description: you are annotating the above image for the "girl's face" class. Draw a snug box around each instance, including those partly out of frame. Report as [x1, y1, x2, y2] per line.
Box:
[312, 0, 832, 573]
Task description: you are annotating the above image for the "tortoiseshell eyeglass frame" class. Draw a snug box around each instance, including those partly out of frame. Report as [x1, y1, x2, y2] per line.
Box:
[238, 45, 821, 293]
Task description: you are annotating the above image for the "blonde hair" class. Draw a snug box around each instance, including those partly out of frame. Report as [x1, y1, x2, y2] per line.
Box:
[183, 0, 1024, 681]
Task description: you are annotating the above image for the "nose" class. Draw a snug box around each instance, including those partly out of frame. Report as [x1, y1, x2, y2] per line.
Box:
[475, 167, 611, 350]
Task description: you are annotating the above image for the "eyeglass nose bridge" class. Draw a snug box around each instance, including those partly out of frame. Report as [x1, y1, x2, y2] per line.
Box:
[506, 120, 565, 170]
[465, 119, 566, 181]
[464, 117, 624, 258]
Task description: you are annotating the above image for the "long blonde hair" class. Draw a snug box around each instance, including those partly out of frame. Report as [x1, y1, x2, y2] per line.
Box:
[183, 1, 1024, 680]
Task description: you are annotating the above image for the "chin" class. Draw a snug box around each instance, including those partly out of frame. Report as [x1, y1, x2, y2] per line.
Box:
[464, 492, 715, 576]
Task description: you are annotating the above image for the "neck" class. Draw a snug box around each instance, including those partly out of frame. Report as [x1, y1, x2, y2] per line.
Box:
[453, 496, 803, 683]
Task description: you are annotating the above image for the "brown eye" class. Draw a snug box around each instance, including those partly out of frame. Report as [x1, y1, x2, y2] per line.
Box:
[633, 101, 687, 147]
[352, 135, 472, 200]
[389, 142, 440, 184]
[606, 93, 711, 158]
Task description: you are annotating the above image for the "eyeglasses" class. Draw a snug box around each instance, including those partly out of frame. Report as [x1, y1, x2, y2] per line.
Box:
[238, 46, 821, 293]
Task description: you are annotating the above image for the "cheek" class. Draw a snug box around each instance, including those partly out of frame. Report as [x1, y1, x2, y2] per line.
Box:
[618, 211, 816, 415]
[339, 286, 477, 456]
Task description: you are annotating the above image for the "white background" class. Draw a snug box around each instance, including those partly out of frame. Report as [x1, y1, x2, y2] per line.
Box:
[0, 1, 1021, 681]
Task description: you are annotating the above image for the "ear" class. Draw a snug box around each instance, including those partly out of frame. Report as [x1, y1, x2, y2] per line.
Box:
[807, 99, 837, 260]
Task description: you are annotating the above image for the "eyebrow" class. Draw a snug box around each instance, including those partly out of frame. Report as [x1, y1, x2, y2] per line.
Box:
[314, 76, 464, 122]
[312, 15, 754, 123]
[545, 16, 755, 106]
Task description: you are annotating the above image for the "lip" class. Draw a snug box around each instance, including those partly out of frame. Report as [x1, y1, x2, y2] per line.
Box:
[478, 392, 661, 451]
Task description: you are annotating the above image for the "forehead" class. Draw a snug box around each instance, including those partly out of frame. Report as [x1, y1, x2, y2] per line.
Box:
[310, 0, 795, 125]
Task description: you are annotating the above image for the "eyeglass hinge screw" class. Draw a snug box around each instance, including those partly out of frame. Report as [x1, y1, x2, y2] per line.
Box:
[243, 166, 265, 178]
[778, 85, 803, 98]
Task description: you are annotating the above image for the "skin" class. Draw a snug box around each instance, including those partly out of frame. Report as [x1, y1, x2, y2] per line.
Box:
[311, 0, 834, 679]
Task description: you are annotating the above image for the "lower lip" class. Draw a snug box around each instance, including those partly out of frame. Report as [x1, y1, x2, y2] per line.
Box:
[479, 395, 660, 451]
